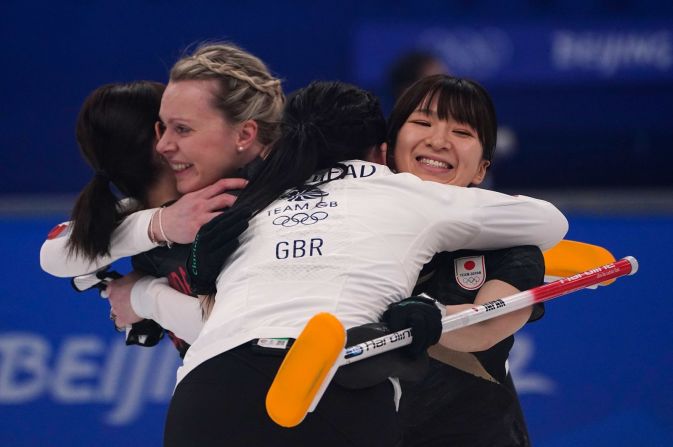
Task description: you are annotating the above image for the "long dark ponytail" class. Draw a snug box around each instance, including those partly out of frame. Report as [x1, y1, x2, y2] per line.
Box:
[67, 81, 165, 259]
[197, 82, 387, 315]
[234, 81, 387, 215]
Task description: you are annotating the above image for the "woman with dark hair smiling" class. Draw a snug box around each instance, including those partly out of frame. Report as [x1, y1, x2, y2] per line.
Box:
[384, 74, 544, 447]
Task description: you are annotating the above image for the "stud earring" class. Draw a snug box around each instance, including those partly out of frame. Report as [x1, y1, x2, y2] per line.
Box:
[237, 146, 245, 153]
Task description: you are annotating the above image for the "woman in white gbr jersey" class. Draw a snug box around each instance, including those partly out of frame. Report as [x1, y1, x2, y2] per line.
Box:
[159, 81, 567, 447]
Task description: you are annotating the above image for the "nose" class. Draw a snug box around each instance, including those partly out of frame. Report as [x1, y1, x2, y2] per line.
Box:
[425, 127, 452, 152]
[155, 122, 174, 155]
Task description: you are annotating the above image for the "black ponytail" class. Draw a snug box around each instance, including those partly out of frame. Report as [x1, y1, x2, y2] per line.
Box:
[234, 81, 386, 215]
[67, 81, 165, 259]
[68, 173, 124, 259]
[198, 81, 387, 315]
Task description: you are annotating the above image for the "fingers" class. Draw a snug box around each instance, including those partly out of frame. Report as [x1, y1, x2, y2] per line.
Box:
[109, 309, 126, 330]
[194, 178, 249, 198]
[104, 272, 144, 329]
[109, 299, 141, 327]
[408, 314, 427, 354]
[408, 312, 441, 353]
[162, 189, 240, 243]
[207, 192, 238, 211]
[171, 192, 236, 218]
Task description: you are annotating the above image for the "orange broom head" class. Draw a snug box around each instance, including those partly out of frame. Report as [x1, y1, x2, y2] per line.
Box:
[544, 240, 616, 286]
[266, 312, 346, 428]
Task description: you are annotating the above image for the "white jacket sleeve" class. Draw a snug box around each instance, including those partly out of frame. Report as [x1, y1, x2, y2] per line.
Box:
[40, 208, 160, 277]
[465, 191, 568, 252]
[130, 277, 204, 344]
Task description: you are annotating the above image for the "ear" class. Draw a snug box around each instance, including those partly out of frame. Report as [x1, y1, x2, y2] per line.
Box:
[470, 159, 490, 185]
[366, 143, 387, 165]
[154, 121, 164, 143]
[235, 120, 259, 151]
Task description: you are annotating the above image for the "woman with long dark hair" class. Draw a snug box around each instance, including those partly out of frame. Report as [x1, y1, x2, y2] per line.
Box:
[42, 81, 175, 265]
[39, 80, 185, 346]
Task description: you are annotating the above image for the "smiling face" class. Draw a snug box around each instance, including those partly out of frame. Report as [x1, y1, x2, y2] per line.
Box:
[387, 75, 497, 187]
[155, 80, 252, 194]
[393, 100, 489, 186]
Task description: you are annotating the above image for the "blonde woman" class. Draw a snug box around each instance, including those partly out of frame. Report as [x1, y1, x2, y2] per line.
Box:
[40, 42, 284, 352]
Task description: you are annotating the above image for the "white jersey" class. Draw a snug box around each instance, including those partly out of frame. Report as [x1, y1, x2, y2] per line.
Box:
[177, 161, 567, 384]
[39, 200, 203, 344]
[39, 199, 159, 277]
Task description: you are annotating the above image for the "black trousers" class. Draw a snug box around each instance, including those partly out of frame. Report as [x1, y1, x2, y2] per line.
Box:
[165, 343, 402, 447]
[399, 368, 529, 447]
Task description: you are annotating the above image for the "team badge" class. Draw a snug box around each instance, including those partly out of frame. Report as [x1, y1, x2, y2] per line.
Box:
[47, 222, 69, 240]
[280, 185, 328, 202]
[454, 255, 486, 290]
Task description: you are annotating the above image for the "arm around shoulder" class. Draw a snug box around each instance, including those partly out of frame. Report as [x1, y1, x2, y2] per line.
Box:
[40, 208, 160, 277]
[529, 197, 568, 251]
[469, 193, 568, 252]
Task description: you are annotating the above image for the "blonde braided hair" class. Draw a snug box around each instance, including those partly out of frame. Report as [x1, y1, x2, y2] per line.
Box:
[170, 42, 284, 146]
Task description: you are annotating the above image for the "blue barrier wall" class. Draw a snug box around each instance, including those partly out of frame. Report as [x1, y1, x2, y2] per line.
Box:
[1, 213, 671, 446]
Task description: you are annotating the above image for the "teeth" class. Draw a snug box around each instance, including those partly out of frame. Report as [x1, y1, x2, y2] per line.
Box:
[418, 157, 450, 169]
[171, 162, 193, 172]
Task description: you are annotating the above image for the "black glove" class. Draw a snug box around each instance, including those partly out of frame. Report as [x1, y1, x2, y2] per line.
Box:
[187, 206, 252, 295]
[334, 322, 429, 389]
[381, 295, 443, 358]
[126, 319, 165, 347]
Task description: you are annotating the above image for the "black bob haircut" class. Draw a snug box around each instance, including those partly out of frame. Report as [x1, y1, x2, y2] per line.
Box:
[386, 75, 497, 166]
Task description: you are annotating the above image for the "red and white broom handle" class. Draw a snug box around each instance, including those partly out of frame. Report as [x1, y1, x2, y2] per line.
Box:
[343, 256, 638, 363]
[440, 256, 637, 332]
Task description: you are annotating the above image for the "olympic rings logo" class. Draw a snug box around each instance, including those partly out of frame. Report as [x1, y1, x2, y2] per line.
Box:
[462, 276, 481, 284]
[272, 211, 329, 227]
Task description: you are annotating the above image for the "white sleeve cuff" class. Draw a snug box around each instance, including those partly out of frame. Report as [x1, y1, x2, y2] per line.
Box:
[130, 276, 168, 319]
[111, 208, 161, 253]
[129, 276, 205, 344]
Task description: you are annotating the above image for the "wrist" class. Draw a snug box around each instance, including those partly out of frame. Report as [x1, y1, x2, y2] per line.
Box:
[148, 209, 163, 245]
[157, 207, 174, 248]
[147, 208, 173, 247]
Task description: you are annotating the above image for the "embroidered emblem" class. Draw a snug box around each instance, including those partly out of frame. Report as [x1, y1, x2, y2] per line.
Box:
[280, 185, 328, 202]
[454, 255, 486, 290]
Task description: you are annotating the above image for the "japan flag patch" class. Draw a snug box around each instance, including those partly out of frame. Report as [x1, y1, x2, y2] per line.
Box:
[454, 255, 486, 290]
